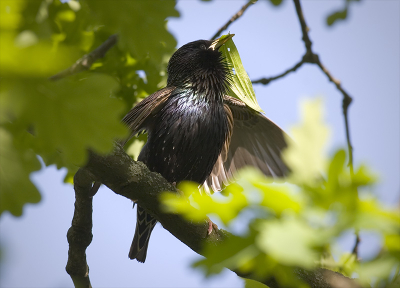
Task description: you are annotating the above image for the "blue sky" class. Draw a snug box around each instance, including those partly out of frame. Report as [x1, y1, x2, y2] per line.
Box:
[1, 1, 399, 287]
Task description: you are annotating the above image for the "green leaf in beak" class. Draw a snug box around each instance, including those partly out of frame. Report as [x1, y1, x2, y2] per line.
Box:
[219, 35, 264, 113]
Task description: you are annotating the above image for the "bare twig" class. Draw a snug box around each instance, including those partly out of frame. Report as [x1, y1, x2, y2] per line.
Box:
[49, 34, 118, 81]
[293, 0, 312, 52]
[352, 234, 361, 256]
[210, 0, 258, 40]
[252, 58, 305, 85]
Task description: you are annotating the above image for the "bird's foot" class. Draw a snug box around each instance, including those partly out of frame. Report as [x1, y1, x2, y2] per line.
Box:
[207, 218, 218, 235]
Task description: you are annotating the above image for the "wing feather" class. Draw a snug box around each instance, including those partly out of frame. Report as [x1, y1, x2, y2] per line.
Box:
[122, 87, 175, 143]
[203, 95, 289, 193]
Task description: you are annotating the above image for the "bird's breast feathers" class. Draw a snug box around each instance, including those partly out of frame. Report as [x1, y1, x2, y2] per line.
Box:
[141, 89, 228, 184]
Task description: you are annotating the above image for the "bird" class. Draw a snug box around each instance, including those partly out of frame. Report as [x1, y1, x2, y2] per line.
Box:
[122, 35, 288, 263]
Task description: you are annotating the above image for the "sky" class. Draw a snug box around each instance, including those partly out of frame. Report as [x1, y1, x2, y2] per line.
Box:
[1, 0, 399, 287]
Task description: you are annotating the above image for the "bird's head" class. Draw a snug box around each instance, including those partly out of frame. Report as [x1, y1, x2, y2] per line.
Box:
[167, 35, 234, 97]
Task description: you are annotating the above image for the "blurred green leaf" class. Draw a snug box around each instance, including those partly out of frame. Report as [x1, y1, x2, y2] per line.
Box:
[253, 182, 303, 216]
[385, 234, 400, 258]
[243, 278, 270, 288]
[161, 181, 247, 225]
[269, 0, 283, 6]
[193, 232, 258, 276]
[2, 73, 128, 168]
[0, 0, 24, 30]
[326, 0, 360, 26]
[220, 37, 264, 113]
[0, 128, 41, 216]
[357, 256, 398, 286]
[0, 31, 81, 77]
[355, 199, 400, 233]
[326, 9, 347, 26]
[85, 0, 178, 68]
[56, 9, 75, 22]
[282, 98, 330, 184]
[256, 217, 326, 268]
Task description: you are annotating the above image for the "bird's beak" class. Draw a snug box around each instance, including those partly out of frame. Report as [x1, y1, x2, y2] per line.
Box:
[209, 34, 235, 51]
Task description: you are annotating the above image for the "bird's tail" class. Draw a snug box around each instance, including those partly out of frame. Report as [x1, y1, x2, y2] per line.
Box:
[129, 205, 157, 263]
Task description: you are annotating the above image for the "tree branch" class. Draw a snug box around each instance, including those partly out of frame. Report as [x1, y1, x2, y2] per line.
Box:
[210, 0, 258, 40]
[49, 34, 118, 81]
[66, 169, 94, 288]
[67, 145, 361, 288]
[252, 58, 305, 85]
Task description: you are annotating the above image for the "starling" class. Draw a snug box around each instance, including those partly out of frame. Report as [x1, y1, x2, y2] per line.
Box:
[122, 35, 288, 263]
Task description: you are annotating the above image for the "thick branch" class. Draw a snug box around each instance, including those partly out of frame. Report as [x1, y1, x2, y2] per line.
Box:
[210, 0, 257, 40]
[66, 169, 94, 288]
[49, 34, 118, 81]
[68, 145, 361, 288]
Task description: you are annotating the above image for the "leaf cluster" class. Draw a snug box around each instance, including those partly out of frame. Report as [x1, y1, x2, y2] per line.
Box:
[0, 0, 179, 216]
[161, 98, 400, 287]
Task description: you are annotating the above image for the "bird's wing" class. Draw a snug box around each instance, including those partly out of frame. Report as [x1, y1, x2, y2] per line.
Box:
[122, 86, 175, 139]
[202, 95, 289, 194]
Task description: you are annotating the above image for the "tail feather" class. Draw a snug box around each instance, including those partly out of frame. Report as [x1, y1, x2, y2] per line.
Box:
[129, 205, 157, 263]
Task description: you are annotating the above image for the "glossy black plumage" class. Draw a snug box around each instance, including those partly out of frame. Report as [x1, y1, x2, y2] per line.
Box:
[123, 37, 288, 263]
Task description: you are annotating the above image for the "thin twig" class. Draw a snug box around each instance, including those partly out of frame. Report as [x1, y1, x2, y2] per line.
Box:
[210, 0, 258, 40]
[315, 60, 354, 176]
[352, 234, 361, 256]
[293, 0, 312, 52]
[252, 58, 305, 85]
[49, 34, 118, 81]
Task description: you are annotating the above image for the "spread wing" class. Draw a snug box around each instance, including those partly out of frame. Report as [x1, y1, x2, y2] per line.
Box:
[203, 95, 289, 194]
[122, 87, 175, 142]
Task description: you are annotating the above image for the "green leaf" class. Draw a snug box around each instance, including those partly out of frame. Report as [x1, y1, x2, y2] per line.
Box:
[355, 198, 400, 233]
[269, 0, 283, 6]
[357, 256, 399, 286]
[85, 0, 179, 67]
[253, 182, 303, 216]
[282, 97, 330, 184]
[2, 73, 128, 168]
[220, 36, 264, 113]
[256, 217, 326, 268]
[243, 278, 270, 288]
[125, 136, 146, 161]
[161, 181, 247, 225]
[0, 128, 41, 216]
[0, 0, 25, 30]
[193, 232, 258, 276]
[0, 31, 81, 77]
[326, 9, 348, 26]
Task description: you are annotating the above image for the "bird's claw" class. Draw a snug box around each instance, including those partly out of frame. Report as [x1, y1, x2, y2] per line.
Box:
[207, 218, 218, 235]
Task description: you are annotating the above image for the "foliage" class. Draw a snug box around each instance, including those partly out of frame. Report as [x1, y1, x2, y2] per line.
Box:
[161, 98, 400, 287]
[0, 0, 179, 216]
[326, 0, 361, 27]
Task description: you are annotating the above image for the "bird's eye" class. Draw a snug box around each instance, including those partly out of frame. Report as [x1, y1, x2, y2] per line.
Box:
[200, 44, 206, 50]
